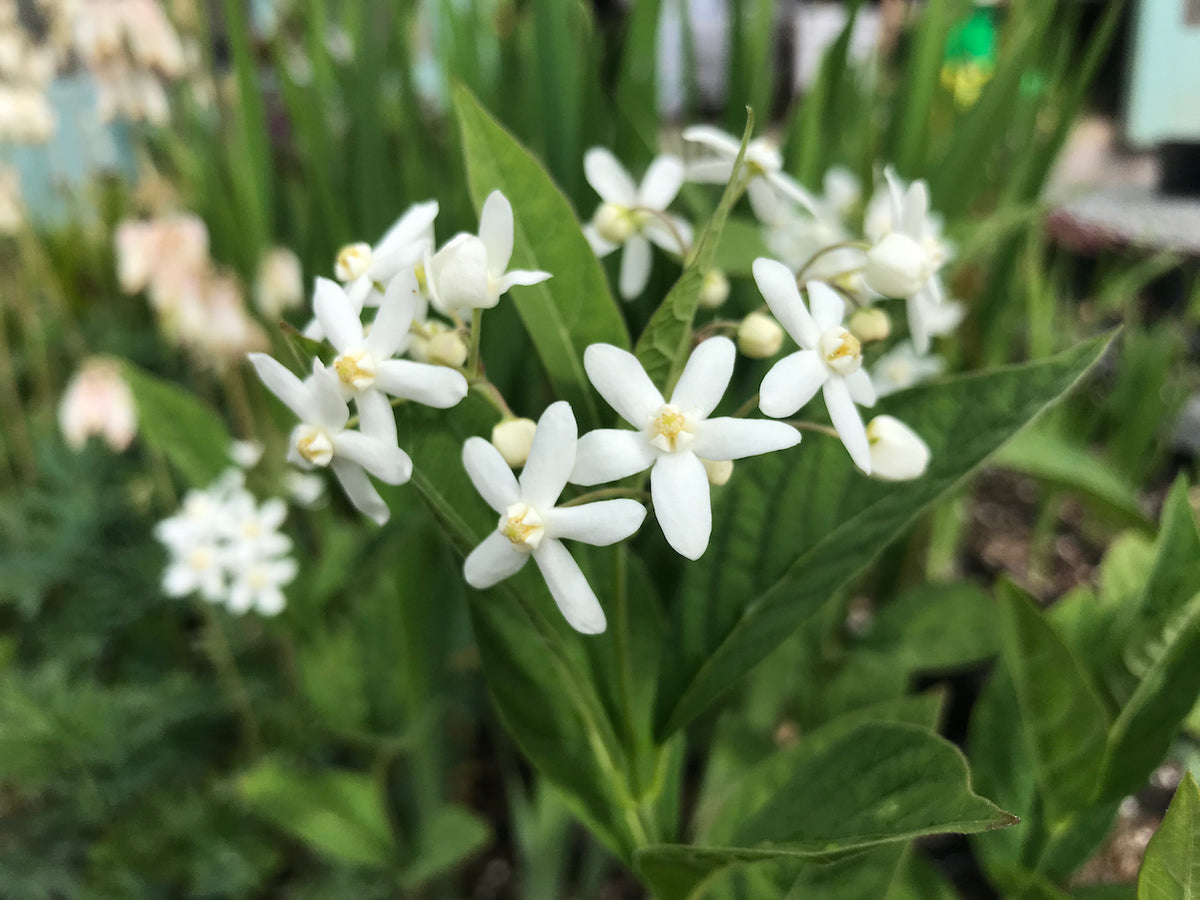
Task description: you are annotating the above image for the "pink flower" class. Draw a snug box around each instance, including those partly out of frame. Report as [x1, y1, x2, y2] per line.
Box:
[58, 358, 138, 452]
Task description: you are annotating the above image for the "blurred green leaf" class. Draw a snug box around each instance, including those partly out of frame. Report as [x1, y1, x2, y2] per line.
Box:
[1137, 773, 1200, 900]
[713, 217, 770, 278]
[864, 581, 999, 672]
[399, 805, 491, 889]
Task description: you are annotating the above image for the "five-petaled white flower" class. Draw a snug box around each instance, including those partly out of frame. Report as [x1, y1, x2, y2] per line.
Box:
[752, 259, 878, 473]
[581, 148, 693, 300]
[248, 355, 411, 525]
[571, 337, 801, 560]
[312, 272, 468, 436]
[227, 556, 298, 616]
[462, 401, 646, 634]
[683, 125, 818, 225]
[428, 190, 551, 314]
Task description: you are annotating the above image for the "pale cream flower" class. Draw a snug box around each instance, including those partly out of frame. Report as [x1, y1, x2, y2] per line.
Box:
[58, 358, 138, 452]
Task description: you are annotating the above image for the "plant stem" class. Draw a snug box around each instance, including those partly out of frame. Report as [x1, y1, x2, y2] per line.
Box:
[636, 207, 689, 256]
[612, 544, 638, 779]
[467, 309, 483, 381]
[786, 419, 840, 438]
[733, 393, 760, 418]
[794, 241, 870, 282]
[560, 486, 650, 507]
[200, 603, 263, 757]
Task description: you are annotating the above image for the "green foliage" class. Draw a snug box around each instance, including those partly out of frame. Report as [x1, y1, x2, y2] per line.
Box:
[1138, 774, 1200, 900]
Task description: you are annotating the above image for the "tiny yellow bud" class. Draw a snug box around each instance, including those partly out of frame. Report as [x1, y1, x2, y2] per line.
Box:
[491, 417, 538, 468]
[848, 307, 891, 344]
[698, 269, 730, 309]
[737, 311, 784, 359]
[593, 202, 636, 244]
[702, 457, 733, 486]
[427, 331, 468, 369]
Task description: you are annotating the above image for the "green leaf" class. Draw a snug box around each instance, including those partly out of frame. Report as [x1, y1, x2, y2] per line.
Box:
[399, 805, 491, 889]
[612, 0, 663, 161]
[453, 86, 630, 429]
[654, 334, 1112, 739]
[1138, 478, 1200, 625]
[121, 362, 232, 487]
[712, 217, 770, 278]
[237, 761, 393, 868]
[1137, 773, 1200, 900]
[999, 580, 1110, 825]
[864, 581, 999, 672]
[634, 722, 1015, 900]
[633, 110, 753, 393]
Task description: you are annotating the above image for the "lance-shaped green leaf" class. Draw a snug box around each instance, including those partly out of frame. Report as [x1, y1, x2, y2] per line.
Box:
[653, 334, 1112, 739]
[453, 86, 629, 430]
[1138, 773, 1200, 900]
[999, 580, 1110, 825]
[634, 722, 1015, 900]
[633, 111, 752, 393]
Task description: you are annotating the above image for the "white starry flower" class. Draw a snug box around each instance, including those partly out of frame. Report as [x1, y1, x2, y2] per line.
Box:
[871, 340, 946, 398]
[223, 494, 292, 561]
[683, 125, 818, 225]
[428, 191, 551, 315]
[227, 556, 297, 616]
[335, 200, 439, 303]
[570, 337, 801, 559]
[312, 273, 468, 435]
[752, 259, 878, 473]
[581, 148, 693, 300]
[161, 539, 227, 602]
[248, 354, 411, 525]
[462, 401, 646, 635]
[866, 415, 931, 481]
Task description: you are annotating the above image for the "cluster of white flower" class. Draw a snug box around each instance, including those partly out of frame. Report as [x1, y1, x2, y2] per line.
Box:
[155, 465, 296, 616]
[250, 129, 952, 635]
[0, 0, 58, 143]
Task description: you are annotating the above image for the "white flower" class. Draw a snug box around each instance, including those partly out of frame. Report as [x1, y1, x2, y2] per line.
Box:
[871, 341, 945, 398]
[224, 495, 292, 560]
[866, 416, 930, 481]
[248, 355, 411, 525]
[683, 125, 818, 225]
[254, 247, 304, 320]
[821, 166, 862, 223]
[227, 556, 297, 616]
[752, 259, 878, 473]
[491, 417, 538, 468]
[581, 148, 693, 300]
[428, 191, 551, 314]
[58, 358, 138, 452]
[462, 401, 646, 634]
[312, 274, 468, 433]
[161, 539, 226, 602]
[571, 337, 800, 559]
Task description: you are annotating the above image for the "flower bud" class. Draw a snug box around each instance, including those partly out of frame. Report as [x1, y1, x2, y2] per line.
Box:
[848, 307, 891, 344]
[58, 358, 138, 452]
[593, 202, 635, 244]
[429, 234, 491, 311]
[865, 415, 930, 481]
[737, 311, 784, 359]
[254, 247, 304, 319]
[702, 457, 733, 486]
[335, 241, 372, 282]
[491, 417, 538, 468]
[427, 330, 469, 368]
[698, 269, 730, 309]
[230, 439, 263, 469]
[864, 232, 933, 299]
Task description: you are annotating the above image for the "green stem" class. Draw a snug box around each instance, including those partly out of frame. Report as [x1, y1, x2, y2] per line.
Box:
[469, 378, 514, 419]
[467, 309, 483, 381]
[786, 419, 839, 438]
[794, 241, 870, 282]
[733, 393, 760, 418]
[560, 486, 650, 507]
[200, 601, 263, 757]
[636, 206, 689, 256]
[612, 545, 638, 766]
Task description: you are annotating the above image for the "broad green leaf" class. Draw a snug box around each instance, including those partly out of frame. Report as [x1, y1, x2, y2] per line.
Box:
[453, 86, 629, 430]
[236, 761, 392, 867]
[612, 0, 663, 161]
[999, 581, 1109, 825]
[1137, 478, 1200, 625]
[634, 722, 1015, 900]
[399, 805, 491, 889]
[864, 581, 999, 672]
[121, 362, 232, 487]
[654, 334, 1112, 739]
[633, 111, 752, 393]
[1099, 594, 1200, 802]
[885, 850, 961, 900]
[713, 217, 770, 278]
[1138, 773, 1200, 900]
[785, 844, 907, 900]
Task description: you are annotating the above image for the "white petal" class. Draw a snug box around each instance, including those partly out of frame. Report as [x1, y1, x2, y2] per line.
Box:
[464, 530, 529, 588]
[375, 201, 438, 258]
[824, 377, 871, 474]
[691, 417, 800, 460]
[374, 360, 468, 408]
[752, 257, 819, 349]
[331, 458, 390, 524]
[570, 429, 657, 485]
[682, 125, 741, 157]
[333, 430, 412, 484]
[867, 415, 930, 481]
[498, 270, 552, 294]
[364, 271, 419, 359]
[907, 293, 931, 355]
[883, 167, 906, 223]
[308, 365, 351, 431]
[670, 336, 734, 418]
[844, 368, 877, 407]
[747, 177, 782, 225]
[686, 158, 736, 184]
[619, 234, 653, 300]
[901, 181, 930, 237]
[430, 234, 491, 312]
[583, 147, 638, 206]
[345, 275, 374, 313]
[519, 400, 577, 510]
[313, 277, 363, 353]
[479, 190, 514, 276]
[584, 222, 618, 257]
[162, 562, 197, 597]
[463, 436, 520, 512]
[768, 171, 820, 215]
[650, 452, 711, 560]
[643, 216, 692, 255]
[807, 280, 845, 331]
[248, 353, 310, 420]
[638, 155, 685, 209]
[355, 389, 397, 445]
[532, 538, 606, 634]
[256, 588, 286, 616]
[583, 343, 664, 427]
[759, 349, 828, 418]
[543, 499, 646, 546]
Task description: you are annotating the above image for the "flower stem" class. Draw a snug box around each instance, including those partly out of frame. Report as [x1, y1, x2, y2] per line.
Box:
[636, 207, 689, 256]
[467, 309, 483, 381]
[794, 241, 870, 282]
[787, 419, 840, 438]
[469, 379, 514, 419]
[560, 486, 650, 507]
[200, 603, 263, 757]
[733, 393, 760, 418]
[612, 544, 639, 783]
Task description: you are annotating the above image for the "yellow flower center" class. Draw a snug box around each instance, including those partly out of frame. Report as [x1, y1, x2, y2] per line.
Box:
[296, 428, 334, 466]
[648, 404, 695, 453]
[818, 327, 863, 376]
[335, 242, 372, 282]
[499, 502, 544, 551]
[332, 350, 376, 390]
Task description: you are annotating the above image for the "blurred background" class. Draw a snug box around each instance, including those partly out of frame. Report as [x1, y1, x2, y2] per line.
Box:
[1, 0, 1199, 897]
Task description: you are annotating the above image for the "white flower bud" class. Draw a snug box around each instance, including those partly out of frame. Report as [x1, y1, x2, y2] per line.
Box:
[254, 247, 304, 319]
[491, 417, 538, 468]
[58, 358, 137, 452]
[429, 234, 491, 311]
[593, 202, 635, 244]
[335, 242, 372, 282]
[737, 311, 784, 359]
[702, 457, 733, 486]
[848, 307, 891, 344]
[864, 232, 933, 299]
[866, 415, 930, 480]
[698, 269, 730, 309]
[230, 440, 263, 469]
[427, 330, 468, 368]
